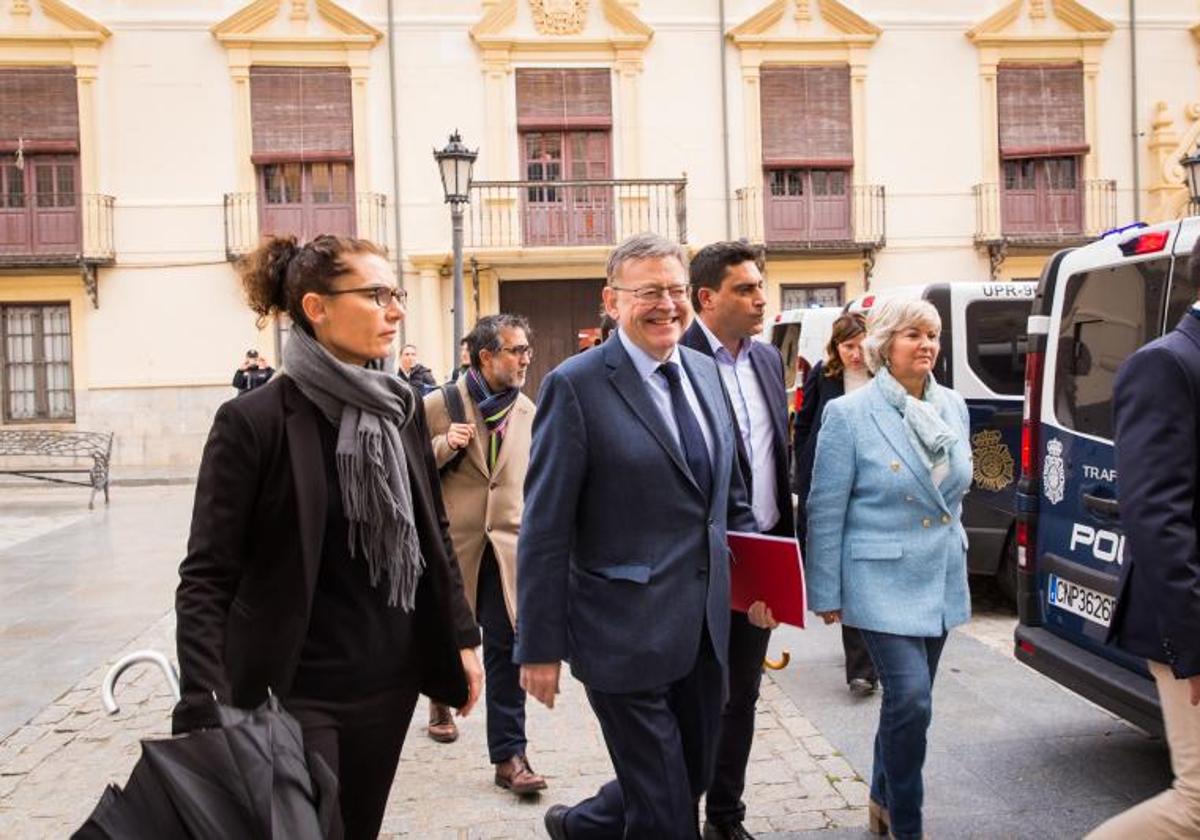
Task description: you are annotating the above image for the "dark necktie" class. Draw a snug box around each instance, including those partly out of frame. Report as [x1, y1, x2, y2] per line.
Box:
[658, 362, 712, 497]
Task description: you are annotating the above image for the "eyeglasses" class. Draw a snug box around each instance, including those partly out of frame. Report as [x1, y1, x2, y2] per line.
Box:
[499, 345, 533, 359]
[609, 283, 691, 303]
[325, 285, 408, 308]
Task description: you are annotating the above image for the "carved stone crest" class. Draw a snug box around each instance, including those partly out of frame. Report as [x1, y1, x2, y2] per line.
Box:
[529, 0, 589, 35]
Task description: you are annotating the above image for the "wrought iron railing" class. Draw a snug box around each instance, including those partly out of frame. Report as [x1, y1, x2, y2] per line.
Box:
[0, 194, 115, 263]
[465, 178, 687, 249]
[735, 184, 885, 250]
[222, 192, 388, 260]
[974, 179, 1117, 244]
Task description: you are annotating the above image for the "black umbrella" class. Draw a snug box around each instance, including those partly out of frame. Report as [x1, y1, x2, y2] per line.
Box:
[73, 650, 339, 840]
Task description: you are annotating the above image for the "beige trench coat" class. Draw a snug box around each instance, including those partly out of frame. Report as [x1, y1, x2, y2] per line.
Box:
[423, 377, 534, 626]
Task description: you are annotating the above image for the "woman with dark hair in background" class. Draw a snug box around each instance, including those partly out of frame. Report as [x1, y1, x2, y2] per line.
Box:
[173, 234, 482, 839]
[793, 312, 878, 696]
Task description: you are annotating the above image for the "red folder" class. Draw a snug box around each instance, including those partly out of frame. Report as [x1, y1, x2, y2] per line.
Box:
[728, 531, 806, 628]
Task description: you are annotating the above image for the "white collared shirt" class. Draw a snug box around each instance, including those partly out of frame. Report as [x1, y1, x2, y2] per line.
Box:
[617, 328, 715, 467]
[696, 318, 780, 532]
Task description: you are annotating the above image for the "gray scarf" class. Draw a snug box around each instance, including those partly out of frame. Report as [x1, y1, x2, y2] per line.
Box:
[873, 364, 958, 473]
[282, 326, 423, 609]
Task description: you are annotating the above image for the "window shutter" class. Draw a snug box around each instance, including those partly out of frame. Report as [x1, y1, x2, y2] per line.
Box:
[516, 69, 612, 131]
[760, 66, 852, 168]
[997, 64, 1087, 158]
[0, 67, 79, 154]
[250, 67, 353, 163]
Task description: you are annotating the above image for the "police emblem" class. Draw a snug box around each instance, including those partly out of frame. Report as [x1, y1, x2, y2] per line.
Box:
[971, 429, 1014, 492]
[1043, 438, 1066, 505]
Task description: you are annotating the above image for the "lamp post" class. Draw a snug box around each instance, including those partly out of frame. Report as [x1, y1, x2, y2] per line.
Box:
[1183, 144, 1200, 217]
[433, 131, 478, 361]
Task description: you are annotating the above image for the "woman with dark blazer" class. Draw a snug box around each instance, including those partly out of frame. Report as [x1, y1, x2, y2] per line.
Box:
[173, 234, 483, 840]
[793, 313, 878, 696]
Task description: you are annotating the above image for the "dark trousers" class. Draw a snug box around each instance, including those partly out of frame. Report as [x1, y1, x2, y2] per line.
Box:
[567, 633, 724, 839]
[859, 630, 948, 840]
[705, 610, 770, 826]
[477, 544, 527, 764]
[289, 686, 420, 840]
[843, 625, 878, 684]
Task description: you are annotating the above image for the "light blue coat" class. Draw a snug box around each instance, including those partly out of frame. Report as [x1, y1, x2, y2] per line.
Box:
[805, 378, 973, 637]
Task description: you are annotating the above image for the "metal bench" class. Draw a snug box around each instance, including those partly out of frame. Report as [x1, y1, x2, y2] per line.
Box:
[0, 429, 114, 509]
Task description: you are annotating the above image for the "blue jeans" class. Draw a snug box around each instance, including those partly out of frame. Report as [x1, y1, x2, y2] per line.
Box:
[859, 629, 948, 840]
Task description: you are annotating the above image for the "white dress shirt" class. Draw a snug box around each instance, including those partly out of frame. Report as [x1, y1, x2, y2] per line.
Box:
[617, 328, 715, 467]
[696, 319, 780, 532]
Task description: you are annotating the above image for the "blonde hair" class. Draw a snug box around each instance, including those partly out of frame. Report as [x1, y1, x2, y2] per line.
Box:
[863, 298, 941, 373]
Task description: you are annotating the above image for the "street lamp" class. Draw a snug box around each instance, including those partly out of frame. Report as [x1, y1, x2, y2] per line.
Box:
[1182, 143, 1200, 216]
[433, 131, 478, 358]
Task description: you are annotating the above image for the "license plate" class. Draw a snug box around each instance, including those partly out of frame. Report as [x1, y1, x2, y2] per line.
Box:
[1047, 573, 1114, 628]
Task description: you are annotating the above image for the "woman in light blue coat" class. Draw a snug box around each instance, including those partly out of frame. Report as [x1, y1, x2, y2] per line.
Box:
[806, 298, 972, 840]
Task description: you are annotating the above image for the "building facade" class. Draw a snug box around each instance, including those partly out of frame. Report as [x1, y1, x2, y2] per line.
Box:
[1, 0, 1197, 465]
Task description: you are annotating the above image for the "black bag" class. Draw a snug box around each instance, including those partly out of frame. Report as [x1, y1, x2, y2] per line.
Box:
[439, 383, 468, 475]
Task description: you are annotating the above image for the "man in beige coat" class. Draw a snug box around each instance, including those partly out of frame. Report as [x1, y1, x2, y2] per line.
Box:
[424, 313, 546, 796]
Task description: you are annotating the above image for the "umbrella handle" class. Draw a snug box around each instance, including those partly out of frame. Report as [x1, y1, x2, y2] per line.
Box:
[763, 650, 791, 670]
[102, 650, 182, 715]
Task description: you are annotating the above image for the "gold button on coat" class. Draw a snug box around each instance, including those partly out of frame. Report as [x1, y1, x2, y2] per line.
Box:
[922, 518, 931, 528]
[941, 514, 951, 524]
[890, 461, 901, 472]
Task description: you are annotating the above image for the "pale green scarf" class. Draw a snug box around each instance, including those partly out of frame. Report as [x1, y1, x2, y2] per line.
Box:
[873, 365, 958, 474]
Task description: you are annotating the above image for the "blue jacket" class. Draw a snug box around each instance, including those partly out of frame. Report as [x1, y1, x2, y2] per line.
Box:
[805, 377, 973, 636]
[514, 334, 755, 693]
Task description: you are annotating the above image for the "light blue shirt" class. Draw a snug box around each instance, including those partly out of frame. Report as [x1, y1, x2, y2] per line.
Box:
[617, 328, 715, 466]
[696, 319, 780, 532]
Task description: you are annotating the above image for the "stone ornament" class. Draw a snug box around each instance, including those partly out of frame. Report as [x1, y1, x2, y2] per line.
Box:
[529, 0, 589, 35]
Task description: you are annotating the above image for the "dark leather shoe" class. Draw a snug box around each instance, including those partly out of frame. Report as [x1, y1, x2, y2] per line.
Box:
[702, 820, 756, 840]
[426, 701, 458, 743]
[495, 754, 548, 796]
[544, 804, 570, 839]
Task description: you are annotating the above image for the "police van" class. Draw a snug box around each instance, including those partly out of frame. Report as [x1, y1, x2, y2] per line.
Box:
[847, 282, 1037, 599]
[1014, 219, 1200, 736]
[767, 306, 845, 414]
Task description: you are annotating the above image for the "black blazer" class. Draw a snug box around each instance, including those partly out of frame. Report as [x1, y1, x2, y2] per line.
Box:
[791, 360, 847, 540]
[173, 375, 480, 733]
[680, 320, 794, 537]
[1109, 313, 1200, 679]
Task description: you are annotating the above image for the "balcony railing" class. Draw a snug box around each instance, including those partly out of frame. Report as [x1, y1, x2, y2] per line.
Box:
[974, 180, 1116, 245]
[465, 178, 687, 249]
[0, 194, 115, 265]
[223, 192, 388, 261]
[735, 184, 885, 251]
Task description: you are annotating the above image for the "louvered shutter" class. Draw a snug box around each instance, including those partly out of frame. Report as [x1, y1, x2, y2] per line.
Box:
[760, 66, 852, 168]
[250, 67, 353, 163]
[516, 69, 612, 131]
[997, 64, 1088, 158]
[0, 67, 79, 154]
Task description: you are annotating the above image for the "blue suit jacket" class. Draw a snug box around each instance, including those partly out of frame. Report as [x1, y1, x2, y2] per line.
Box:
[1110, 314, 1200, 678]
[514, 334, 756, 693]
[805, 378, 973, 637]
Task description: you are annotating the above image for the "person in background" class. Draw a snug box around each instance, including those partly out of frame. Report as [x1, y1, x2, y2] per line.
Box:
[232, 348, 274, 395]
[398, 343, 438, 395]
[449, 339, 471, 383]
[806, 298, 972, 840]
[174, 234, 482, 840]
[793, 313, 879, 697]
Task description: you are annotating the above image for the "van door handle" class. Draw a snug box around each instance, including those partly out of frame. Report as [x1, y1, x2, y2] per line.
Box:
[1082, 493, 1119, 520]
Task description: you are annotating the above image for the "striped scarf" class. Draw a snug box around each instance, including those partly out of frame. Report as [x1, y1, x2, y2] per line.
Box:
[465, 367, 520, 471]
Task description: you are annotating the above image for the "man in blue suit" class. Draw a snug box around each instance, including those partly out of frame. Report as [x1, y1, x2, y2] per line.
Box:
[1088, 242, 1200, 838]
[516, 233, 757, 839]
[681, 241, 793, 840]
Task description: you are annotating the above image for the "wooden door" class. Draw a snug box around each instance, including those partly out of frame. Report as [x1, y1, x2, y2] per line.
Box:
[566, 131, 612, 245]
[30, 158, 80, 254]
[809, 169, 851, 240]
[1001, 156, 1082, 236]
[765, 168, 850, 243]
[764, 169, 808, 242]
[0, 159, 30, 255]
[259, 162, 356, 242]
[498, 278, 607, 399]
[1042, 157, 1082, 234]
[521, 133, 565, 247]
[1000, 159, 1039, 234]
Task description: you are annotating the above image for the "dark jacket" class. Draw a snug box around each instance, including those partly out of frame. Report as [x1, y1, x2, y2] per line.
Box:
[400, 364, 438, 395]
[514, 335, 756, 693]
[173, 375, 479, 733]
[680, 320, 794, 537]
[792, 360, 846, 540]
[1109, 313, 1200, 679]
[232, 365, 274, 395]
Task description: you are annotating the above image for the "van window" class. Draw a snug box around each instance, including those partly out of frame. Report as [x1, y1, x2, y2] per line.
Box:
[965, 301, 1028, 396]
[1054, 258, 1170, 440]
[772, 322, 802, 391]
[1167, 255, 1196, 328]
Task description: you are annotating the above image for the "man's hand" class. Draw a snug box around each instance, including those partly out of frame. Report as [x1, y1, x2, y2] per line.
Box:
[1190, 674, 1200, 707]
[456, 648, 483, 717]
[446, 422, 475, 452]
[520, 662, 561, 709]
[747, 600, 779, 629]
[817, 610, 842, 625]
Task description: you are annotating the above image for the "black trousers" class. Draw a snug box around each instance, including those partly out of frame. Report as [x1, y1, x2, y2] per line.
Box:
[567, 632, 724, 839]
[289, 687, 420, 840]
[477, 544, 527, 764]
[705, 610, 771, 826]
[843, 625, 878, 684]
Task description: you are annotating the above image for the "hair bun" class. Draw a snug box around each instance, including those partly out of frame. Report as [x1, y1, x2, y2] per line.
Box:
[240, 234, 300, 323]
